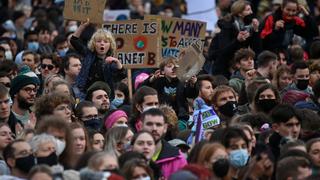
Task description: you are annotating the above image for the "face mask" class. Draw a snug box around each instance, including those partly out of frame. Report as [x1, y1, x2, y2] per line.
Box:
[83, 118, 102, 131]
[37, 152, 58, 166]
[212, 158, 230, 178]
[28, 42, 39, 51]
[67, 25, 78, 33]
[218, 101, 237, 117]
[142, 105, 157, 112]
[57, 48, 69, 57]
[296, 79, 309, 90]
[115, 123, 128, 127]
[243, 14, 255, 25]
[229, 149, 249, 168]
[15, 154, 36, 173]
[10, 33, 16, 39]
[5, 51, 13, 60]
[138, 176, 151, 180]
[257, 99, 278, 114]
[182, 152, 188, 159]
[54, 0, 64, 4]
[55, 139, 66, 156]
[111, 97, 124, 108]
[123, 141, 131, 152]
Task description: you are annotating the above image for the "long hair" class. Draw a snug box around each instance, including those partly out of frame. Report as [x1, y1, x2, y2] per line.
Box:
[104, 126, 129, 157]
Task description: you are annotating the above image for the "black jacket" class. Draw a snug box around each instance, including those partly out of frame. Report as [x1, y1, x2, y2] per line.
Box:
[141, 77, 197, 120]
[208, 16, 261, 78]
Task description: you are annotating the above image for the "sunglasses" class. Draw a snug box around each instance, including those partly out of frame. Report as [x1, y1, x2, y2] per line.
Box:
[0, 82, 10, 88]
[41, 64, 55, 70]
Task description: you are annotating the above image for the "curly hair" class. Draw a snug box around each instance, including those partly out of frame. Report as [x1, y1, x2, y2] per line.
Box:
[35, 92, 74, 120]
[87, 29, 116, 56]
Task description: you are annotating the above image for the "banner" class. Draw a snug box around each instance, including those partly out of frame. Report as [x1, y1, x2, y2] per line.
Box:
[145, 15, 206, 58]
[63, 0, 107, 24]
[103, 9, 130, 22]
[188, 97, 220, 144]
[103, 20, 161, 69]
[183, 0, 218, 31]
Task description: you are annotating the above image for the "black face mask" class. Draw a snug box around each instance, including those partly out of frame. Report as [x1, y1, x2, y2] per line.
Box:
[83, 118, 102, 131]
[243, 14, 255, 25]
[218, 101, 237, 117]
[15, 154, 36, 173]
[257, 99, 278, 114]
[37, 152, 58, 166]
[296, 79, 309, 90]
[212, 158, 229, 178]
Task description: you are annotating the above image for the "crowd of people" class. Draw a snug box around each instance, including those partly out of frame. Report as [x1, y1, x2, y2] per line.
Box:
[1, 0, 320, 180]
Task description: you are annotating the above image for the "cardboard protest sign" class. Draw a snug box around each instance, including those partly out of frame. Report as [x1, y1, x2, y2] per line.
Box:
[145, 15, 206, 58]
[176, 41, 205, 81]
[103, 20, 161, 69]
[64, 0, 107, 24]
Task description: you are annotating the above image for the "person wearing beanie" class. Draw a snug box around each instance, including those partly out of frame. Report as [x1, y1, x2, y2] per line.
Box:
[85, 81, 111, 118]
[104, 110, 128, 129]
[10, 66, 40, 126]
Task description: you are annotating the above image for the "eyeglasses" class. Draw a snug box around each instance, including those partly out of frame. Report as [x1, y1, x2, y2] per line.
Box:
[0, 82, 10, 88]
[55, 105, 72, 111]
[21, 87, 37, 94]
[41, 64, 55, 70]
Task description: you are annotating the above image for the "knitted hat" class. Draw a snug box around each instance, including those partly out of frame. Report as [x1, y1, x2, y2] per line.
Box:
[282, 90, 309, 105]
[86, 81, 111, 100]
[10, 66, 40, 97]
[169, 170, 197, 180]
[134, 73, 149, 89]
[295, 101, 320, 111]
[104, 110, 128, 129]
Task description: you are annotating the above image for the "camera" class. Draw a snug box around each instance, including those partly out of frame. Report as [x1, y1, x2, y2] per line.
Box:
[241, 25, 253, 34]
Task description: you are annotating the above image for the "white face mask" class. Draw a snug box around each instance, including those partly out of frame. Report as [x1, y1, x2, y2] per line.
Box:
[142, 106, 158, 112]
[67, 25, 78, 33]
[5, 51, 13, 60]
[55, 138, 66, 156]
[115, 123, 128, 127]
[138, 176, 151, 180]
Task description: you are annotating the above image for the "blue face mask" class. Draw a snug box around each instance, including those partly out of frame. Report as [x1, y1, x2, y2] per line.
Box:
[229, 149, 249, 168]
[27, 42, 39, 51]
[54, 0, 64, 4]
[57, 48, 69, 57]
[83, 118, 102, 130]
[111, 97, 124, 107]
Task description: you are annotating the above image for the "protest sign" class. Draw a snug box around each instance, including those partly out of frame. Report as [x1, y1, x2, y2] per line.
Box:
[145, 15, 206, 58]
[64, 0, 107, 24]
[103, 9, 130, 22]
[103, 20, 161, 69]
[176, 41, 205, 81]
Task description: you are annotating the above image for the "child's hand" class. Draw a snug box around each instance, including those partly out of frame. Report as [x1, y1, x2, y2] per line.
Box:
[105, 56, 123, 69]
[105, 56, 118, 64]
[74, 18, 90, 37]
[80, 18, 90, 28]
